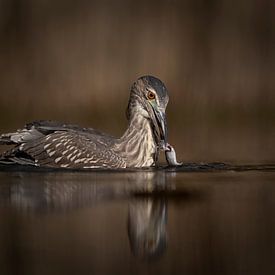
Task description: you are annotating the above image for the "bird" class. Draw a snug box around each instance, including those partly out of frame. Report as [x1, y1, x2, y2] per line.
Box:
[0, 75, 170, 169]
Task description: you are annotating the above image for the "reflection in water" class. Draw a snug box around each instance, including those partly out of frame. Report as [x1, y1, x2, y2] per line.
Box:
[0, 170, 181, 261]
[1, 169, 274, 274]
[128, 198, 167, 260]
[0, 171, 173, 211]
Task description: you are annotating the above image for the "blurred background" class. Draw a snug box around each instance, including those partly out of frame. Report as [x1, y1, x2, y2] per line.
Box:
[0, 0, 274, 163]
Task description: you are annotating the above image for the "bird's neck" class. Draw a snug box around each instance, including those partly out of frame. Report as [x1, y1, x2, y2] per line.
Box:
[114, 113, 158, 167]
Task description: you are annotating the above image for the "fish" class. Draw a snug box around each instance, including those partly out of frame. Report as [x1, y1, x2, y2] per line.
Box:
[165, 143, 182, 166]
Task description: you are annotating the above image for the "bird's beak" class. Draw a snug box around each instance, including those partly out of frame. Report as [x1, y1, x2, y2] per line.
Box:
[153, 108, 168, 148]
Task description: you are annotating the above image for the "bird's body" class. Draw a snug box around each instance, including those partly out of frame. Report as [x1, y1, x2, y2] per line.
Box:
[0, 76, 172, 169]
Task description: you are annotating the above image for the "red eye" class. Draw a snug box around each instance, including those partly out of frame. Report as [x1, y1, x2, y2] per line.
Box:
[147, 91, 155, 100]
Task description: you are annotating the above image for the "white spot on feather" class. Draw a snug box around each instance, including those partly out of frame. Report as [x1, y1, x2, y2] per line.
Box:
[67, 153, 73, 159]
[70, 155, 77, 161]
[74, 158, 86, 164]
[47, 150, 56, 157]
[63, 140, 70, 146]
[44, 144, 51, 149]
[55, 156, 62, 163]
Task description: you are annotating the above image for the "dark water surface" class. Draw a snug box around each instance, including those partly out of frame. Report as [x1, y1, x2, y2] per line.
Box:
[0, 164, 275, 275]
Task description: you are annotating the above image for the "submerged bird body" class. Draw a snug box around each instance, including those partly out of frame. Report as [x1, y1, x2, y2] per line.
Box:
[0, 76, 170, 169]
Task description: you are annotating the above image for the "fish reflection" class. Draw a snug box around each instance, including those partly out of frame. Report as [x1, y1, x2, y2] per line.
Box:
[128, 197, 167, 260]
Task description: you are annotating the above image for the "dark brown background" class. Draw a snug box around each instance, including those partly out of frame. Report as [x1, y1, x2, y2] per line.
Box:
[0, 0, 274, 163]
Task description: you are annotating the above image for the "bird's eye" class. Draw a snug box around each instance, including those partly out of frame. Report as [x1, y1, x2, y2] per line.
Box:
[147, 91, 155, 100]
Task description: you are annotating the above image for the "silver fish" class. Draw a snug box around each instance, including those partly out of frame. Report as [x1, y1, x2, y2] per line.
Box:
[165, 144, 182, 166]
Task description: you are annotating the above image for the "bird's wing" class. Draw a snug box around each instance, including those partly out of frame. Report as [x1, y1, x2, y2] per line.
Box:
[0, 121, 125, 168]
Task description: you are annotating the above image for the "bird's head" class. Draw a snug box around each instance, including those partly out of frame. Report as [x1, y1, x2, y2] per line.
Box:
[127, 75, 169, 148]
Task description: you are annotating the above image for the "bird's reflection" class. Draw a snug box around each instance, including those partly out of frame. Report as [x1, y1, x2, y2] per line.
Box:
[128, 197, 167, 260]
[0, 170, 173, 211]
[0, 169, 187, 260]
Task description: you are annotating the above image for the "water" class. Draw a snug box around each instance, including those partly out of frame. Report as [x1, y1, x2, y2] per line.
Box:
[0, 165, 275, 275]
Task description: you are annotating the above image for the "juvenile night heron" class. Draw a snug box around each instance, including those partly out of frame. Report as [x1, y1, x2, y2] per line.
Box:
[0, 75, 179, 169]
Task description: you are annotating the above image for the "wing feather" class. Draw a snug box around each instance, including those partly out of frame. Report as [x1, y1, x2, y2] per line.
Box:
[0, 120, 125, 168]
[22, 131, 126, 168]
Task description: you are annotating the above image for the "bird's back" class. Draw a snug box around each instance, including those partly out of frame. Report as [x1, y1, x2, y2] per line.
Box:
[0, 120, 126, 168]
